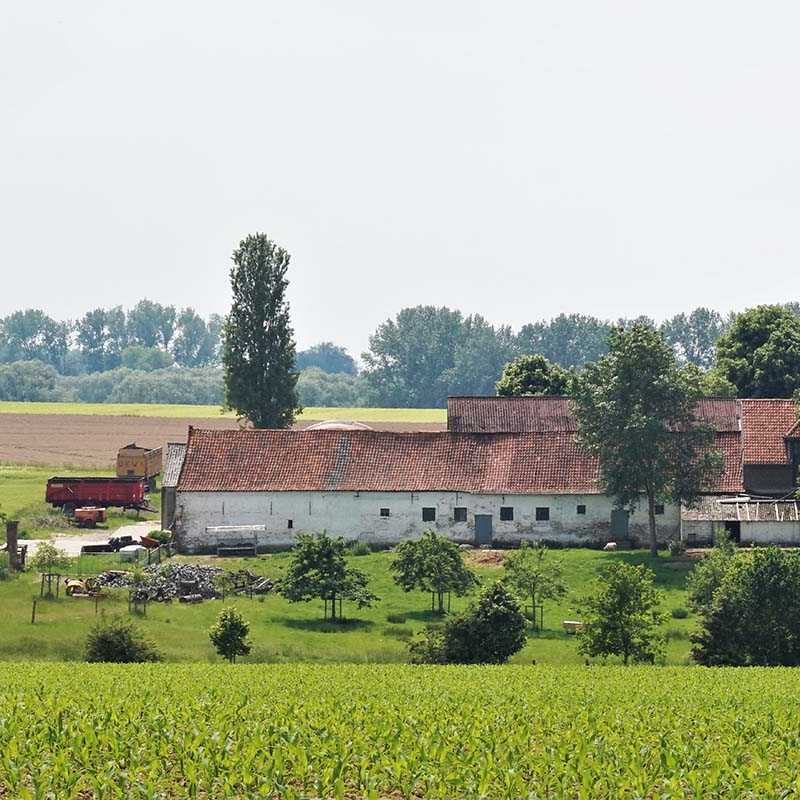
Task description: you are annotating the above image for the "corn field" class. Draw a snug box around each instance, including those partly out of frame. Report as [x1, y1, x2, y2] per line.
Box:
[1, 664, 799, 799]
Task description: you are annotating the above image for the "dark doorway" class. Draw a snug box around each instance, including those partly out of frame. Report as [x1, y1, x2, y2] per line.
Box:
[475, 514, 493, 546]
[610, 509, 629, 539]
[724, 520, 741, 544]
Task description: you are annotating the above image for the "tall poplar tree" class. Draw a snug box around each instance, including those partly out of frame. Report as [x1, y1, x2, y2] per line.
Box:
[222, 233, 301, 428]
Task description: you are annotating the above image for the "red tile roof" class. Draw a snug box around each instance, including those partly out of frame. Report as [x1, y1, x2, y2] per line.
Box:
[179, 427, 602, 494]
[708, 432, 744, 493]
[447, 397, 578, 433]
[447, 396, 742, 433]
[740, 400, 798, 464]
[178, 426, 742, 495]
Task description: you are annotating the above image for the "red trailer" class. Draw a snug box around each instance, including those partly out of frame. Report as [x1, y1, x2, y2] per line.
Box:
[46, 477, 154, 513]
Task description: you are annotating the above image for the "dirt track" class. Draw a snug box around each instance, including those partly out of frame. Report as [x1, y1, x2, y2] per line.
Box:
[0, 414, 446, 467]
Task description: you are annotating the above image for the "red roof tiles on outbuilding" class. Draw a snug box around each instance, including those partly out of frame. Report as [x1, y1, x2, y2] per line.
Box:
[740, 399, 797, 465]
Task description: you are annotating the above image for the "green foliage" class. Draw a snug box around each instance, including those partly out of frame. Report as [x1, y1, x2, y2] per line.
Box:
[667, 538, 686, 557]
[686, 531, 736, 613]
[0, 360, 59, 401]
[280, 533, 378, 620]
[495, 354, 571, 397]
[502, 541, 567, 628]
[208, 607, 252, 663]
[222, 233, 301, 428]
[347, 540, 372, 556]
[362, 305, 466, 408]
[577, 562, 666, 664]
[692, 548, 800, 666]
[172, 308, 221, 367]
[516, 313, 611, 369]
[670, 606, 689, 619]
[5, 663, 800, 796]
[85, 615, 162, 663]
[390, 530, 479, 613]
[120, 345, 174, 372]
[297, 342, 357, 375]
[415, 582, 527, 664]
[571, 323, 723, 555]
[126, 299, 176, 350]
[297, 367, 368, 407]
[715, 304, 800, 397]
[30, 542, 70, 574]
[659, 307, 726, 369]
[0, 309, 69, 370]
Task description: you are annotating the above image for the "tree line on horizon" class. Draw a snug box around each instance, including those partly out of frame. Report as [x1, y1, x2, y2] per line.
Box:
[3, 248, 800, 407]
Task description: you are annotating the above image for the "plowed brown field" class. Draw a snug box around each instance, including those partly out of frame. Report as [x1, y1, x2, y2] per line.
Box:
[0, 414, 446, 467]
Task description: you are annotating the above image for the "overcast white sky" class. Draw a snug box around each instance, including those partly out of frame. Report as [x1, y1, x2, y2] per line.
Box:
[2, 1, 799, 357]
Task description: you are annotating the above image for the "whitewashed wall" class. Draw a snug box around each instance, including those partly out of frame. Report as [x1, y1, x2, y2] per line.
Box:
[174, 490, 680, 553]
[741, 520, 800, 545]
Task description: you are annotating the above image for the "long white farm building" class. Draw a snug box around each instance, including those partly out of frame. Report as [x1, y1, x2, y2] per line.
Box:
[168, 396, 800, 553]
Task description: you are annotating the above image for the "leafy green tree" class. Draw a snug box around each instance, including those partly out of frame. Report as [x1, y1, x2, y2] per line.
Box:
[173, 308, 219, 367]
[516, 314, 611, 369]
[660, 307, 726, 369]
[127, 299, 177, 350]
[297, 368, 368, 407]
[0, 360, 59, 401]
[714, 305, 800, 397]
[76, 307, 127, 372]
[577, 562, 666, 664]
[444, 314, 518, 397]
[362, 306, 463, 408]
[495, 354, 570, 397]
[681, 364, 737, 397]
[222, 233, 301, 428]
[121, 345, 174, 371]
[502, 542, 567, 628]
[571, 323, 722, 555]
[85, 615, 162, 663]
[297, 342, 357, 375]
[692, 548, 800, 666]
[0, 309, 70, 371]
[390, 529, 479, 614]
[208, 607, 252, 663]
[409, 582, 527, 664]
[686, 530, 737, 613]
[30, 542, 70, 573]
[280, 533, 377, 621]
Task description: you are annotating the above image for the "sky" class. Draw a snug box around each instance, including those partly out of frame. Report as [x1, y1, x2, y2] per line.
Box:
[2, 1, 799, 357]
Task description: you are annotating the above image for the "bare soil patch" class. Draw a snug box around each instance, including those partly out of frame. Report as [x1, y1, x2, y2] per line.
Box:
[466, 549, 508, 566]
[0, 413, 446, 467]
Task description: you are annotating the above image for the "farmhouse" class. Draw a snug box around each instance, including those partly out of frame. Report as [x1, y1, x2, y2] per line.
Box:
[171, 396, 800, 553]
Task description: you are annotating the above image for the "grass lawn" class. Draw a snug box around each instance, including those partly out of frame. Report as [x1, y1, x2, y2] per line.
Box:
[0, 401, 446, 423]
[0, 464, 161, 541]
[0, 548, 698, 664]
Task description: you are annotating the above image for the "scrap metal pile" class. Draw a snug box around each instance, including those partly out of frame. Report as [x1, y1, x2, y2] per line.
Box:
[95, 563, 274, 603]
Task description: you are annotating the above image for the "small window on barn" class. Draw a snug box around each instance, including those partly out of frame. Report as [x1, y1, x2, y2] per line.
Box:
[422, 507, 436, 522]
[535, 507, 550, 522]
[454, 507, 467, 522]
[288, 519, 293, 529]
[380, 508, 390, 517]
[576, 504, 586, 515]
[500, 506, 514, 522]
[654, 504, 665, 516]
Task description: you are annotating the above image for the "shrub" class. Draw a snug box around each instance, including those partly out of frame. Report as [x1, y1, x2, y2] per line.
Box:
[147, 530, 173, 544]
[209, 607, 252, 664]
[348, 540, 372, 556]
[30, 542, 70, 574]
[692, 547, 800, 666]
[686, 531, 736, 613]
[85, 616, 162, 663]
[410, 582, 527, 664]
[671, 606, 689, 619]
[667, 539, 686, 557]
[577, 562, 666, 665]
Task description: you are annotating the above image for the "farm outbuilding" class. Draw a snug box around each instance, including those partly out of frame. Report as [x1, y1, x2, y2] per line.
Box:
[169, 396, 799, 554]
[161, 442, 186, 532]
